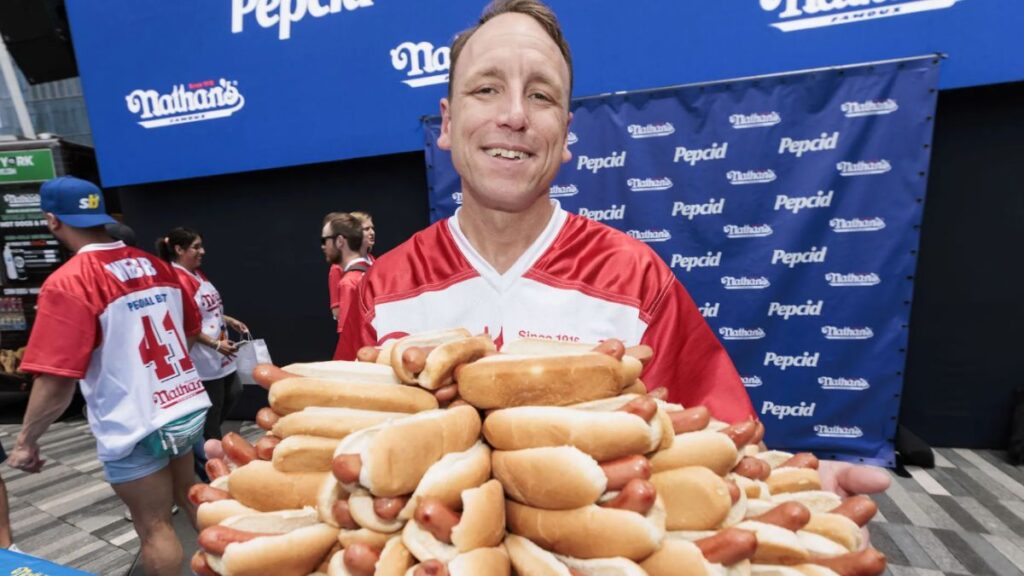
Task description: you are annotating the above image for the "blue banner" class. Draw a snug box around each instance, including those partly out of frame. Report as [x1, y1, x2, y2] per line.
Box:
[425, 58, 940, 467]
[66, 0, 1016, 187]
[0, 549, 94, 575]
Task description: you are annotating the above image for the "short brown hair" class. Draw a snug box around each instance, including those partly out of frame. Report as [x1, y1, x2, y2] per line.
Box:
[322, 211, 345, 226]
[350, 211, 373, 225]
[448, 0, 572, 102]
[327, 214, 363, 252]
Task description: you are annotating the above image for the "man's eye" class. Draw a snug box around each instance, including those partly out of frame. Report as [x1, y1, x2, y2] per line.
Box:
[530, 92, 553, 102]
[475, 87, 497, 95]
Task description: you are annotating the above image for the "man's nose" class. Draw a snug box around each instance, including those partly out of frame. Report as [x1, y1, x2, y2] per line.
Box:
[498, 93, 527, 130]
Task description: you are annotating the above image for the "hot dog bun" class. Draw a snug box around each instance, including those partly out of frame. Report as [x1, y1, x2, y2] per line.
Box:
[269, 374, 438, 415]
[272, 435, 342, 473]
[327, 536, 414, 576]
[402, 479, 506, 563]
[483, 406, 653, 462]
[197, 499, 259, 531]
[404, 546, 511, 576]
[650, 430, 740, 476]
[492, 447, 605, 510]
[389, 328, 472, 384]
[500, 338, 595, 356]
[347, 489, 407, 534]
[734, 520, 809, 565]
[457, 353, 641, 409]
[399, 441, 492, 521]
[390, 329, 497, 390]
[228, 460, 328, 512]
[272, 407, 407, 440]
[282, 360, 402, 384]
[767, 468, 822, 494]
[652, 466, 735, 531]
[505, 498, 665, 561]
[641, 539, 729, 576]
[201, 508, 339, 576]
[572, 394, 674, 452]
[802, 513, 863, 552]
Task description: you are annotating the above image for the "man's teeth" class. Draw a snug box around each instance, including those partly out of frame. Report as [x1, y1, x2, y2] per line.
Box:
[486, 148, 526, 159]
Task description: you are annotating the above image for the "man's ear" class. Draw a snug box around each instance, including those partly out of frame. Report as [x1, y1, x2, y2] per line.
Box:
[437, 98, 452, 151]
[44, 213, 60, 233]
[561, 111, 574, 164]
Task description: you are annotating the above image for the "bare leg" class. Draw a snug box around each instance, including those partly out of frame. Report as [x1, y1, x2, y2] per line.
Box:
[112, 466, 181, 576]
[0, 475, 12, 548]
[168, 451, 199, 530]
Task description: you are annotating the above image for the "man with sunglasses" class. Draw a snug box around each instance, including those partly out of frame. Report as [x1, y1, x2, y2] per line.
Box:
[320, 213, 370, 359]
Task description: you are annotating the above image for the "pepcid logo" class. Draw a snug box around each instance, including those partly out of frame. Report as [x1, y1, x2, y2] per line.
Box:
[819, 376, 871, 391]
[775, 190, 834, 214]
[759, 0, 963, 33]
[825, 272, 881, 287]
[815, 425, 863, 439]
[232, 0, 375, 40]
[578, 204, 626, 222]
[722, 276, 770, 290]
[761, 400, 816, 419]
[764, 352, 820, 371]
[628, 177, 673, 192]
[724, 224, 773, 239]
[699, 302, 720, 318]
[730, 112, 782, 129]
[79, 194, 101, 210]
[768, 300, 823, 320]
[771, 246, 828, 268]
[670, 251, 722, 272]
[577, 151, 626, 174]
[779, 131, 839, 157]
[391, 41, 449, 87]
[837, 160, 892, 176]
[822, 326, 874, 340]
[567, 132, 579, 146]
[674, 143, 728, 166]
[742, 375, 764, 388]
[842, 99, 899, 117]
[627, 229, 672, 243]
[451, 191, 463, 205]
[671, 198, 725, 220]
[550, 184, 579, 198]
[830, 217, 886, 233]
[628, 122, 675, 139]
[727, 169, 777, 185]
[125, 79, 244, 129]
[719, 327, 767, 341]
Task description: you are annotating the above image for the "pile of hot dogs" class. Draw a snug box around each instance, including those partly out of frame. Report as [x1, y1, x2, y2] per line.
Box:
[188, 328, 887, 576]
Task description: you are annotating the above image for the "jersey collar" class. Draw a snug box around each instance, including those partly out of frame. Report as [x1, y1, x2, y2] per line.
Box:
[77, 240, 126, 254]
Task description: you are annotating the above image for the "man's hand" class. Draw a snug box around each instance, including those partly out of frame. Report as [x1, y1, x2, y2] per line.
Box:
[6, 443, 44, 473]
[818, 459, 891, 498]
[225, 316, 249, 335]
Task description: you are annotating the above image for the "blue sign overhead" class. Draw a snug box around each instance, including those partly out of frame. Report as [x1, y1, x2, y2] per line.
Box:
[65, 0, 1018, 186]
[426, 58, 940, 466]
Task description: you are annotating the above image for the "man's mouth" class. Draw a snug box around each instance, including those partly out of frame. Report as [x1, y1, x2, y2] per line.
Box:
[484, 147, 530, 160]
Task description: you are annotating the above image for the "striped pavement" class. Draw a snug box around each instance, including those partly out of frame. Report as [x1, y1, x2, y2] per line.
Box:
[0, 419, 1021, 575]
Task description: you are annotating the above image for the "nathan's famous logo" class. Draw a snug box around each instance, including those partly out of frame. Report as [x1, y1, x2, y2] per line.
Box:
[628, 177, 673, 192]
[742, 375, 763, 388]
[391, 41, 450, 88]
[577, 151, 626, 174]
[699, 302, 719, 318]
[153, 379, 204, 409]
[727, 169, 776, 185]
[674, 143, 728, 166]
[842, 99, 899, 117]
[125, 79, 244, 129]
[231, 0, 375, 41]
[822, 326, 874, 340]
[759, 0, 963, 32]
[830, 217, 886, 233]
[775, 190, 833, 214]
[825, 272, 881, 287]
[721, 276, 770, 290]
[628, 122, 675, 139]
[672, 199, 725, 220]
[779, 131, 839, 157]
[724, 224, 773, 239]
[719, 327, 767, 341]
[761, 400, 816, 419]
[730, 112, 781, 129]
[837, 160, 891, 176]
[819, 376, 871, 390]
[815, 424, 863, 439]
[578, 204, 626, 222]
[549, 184, 579, 198]
[627, 229, 672, 243]
[670, 251, 722, 272]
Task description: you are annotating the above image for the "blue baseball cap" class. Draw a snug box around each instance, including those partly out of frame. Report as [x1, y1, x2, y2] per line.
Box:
[40, 176, 116, 228]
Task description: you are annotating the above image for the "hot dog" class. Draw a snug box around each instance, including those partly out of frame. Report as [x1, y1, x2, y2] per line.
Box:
[766, 467, 824, 494]
[256, 406, 281, 431]
[640, 532, 757, 576]
[801, 496, 876, 552]
[196, 499, 259, 530]
[506, 533, 647, 576]
[649, 406, 748, 476]
[252, 364, 299, 389]
[272, 406, 407, 440]
[733, 456, 773, 481]
[226, 460, 329, 512]
[651, 466, 737, 532]
[388, 329, 497, 390]
[222, 432, 258, 466]
[326, 536, 416, 576]
[401, 480, 505, 564]
[734, 520, 811, 565]
[404, 546, 510, 576]
[270, 434, 341, 472]
[254, 435, 281, 461]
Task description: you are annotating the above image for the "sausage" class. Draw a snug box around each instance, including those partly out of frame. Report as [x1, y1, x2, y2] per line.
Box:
[373, 496, 408, 520]
[732, 456, 772, 481]
[599, 455, 652, 491]
[414, 497, 461, 544]
[830, 495, 878, 527]
[332, 454, 363, 484]
[619, 395, 657, 421]
[695, 527, 758, 565]
[255, 407, 280, 431]
[725, 479, 741, 504]
[343, 543, 382, 576]
[190, 551, 218, 576]
[592, 338, 626, 360]
[254, 435, 281, 461]
[811, 549, 887, 576]
[669, 406, 711, 434]
[782, 452, 820, 470]
[204, 458, 231, 481]
[356, 346, 380, 363]
[188, 484, 231, 506]
[252, 364, 297, 389]
[720, 420, 758, 449]
[198, 525, 273, 555]
[600, 478, 656, 514]
[434, 383, 459, 405]
[331, 499, 359, 529]
[749, 501, 812, 531]
[623, 344, 654, 366]
[402, 346, 434, 375]
[222, 432, 258, 465]
[413, 560, 450, 576]
[751, 420, 766, 446]
[648, 386, 669, 401]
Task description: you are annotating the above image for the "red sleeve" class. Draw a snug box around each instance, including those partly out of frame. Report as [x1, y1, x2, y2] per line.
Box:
[335, 272, 363, 334]
[336, 273, 378, 360]
[640, 277, 755, 423]
[328, 265, 342, 309]
[20, 288, 98, 378]
[173, 268, 202, 337]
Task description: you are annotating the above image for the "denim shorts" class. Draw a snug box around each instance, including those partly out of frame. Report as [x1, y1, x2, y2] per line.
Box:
[103, 439, 193, 485]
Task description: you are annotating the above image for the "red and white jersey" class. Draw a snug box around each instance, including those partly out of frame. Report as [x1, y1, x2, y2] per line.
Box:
[174, 264, 235, 380]
[328, 264, 342, 311]
[340, 204, 754, 422]
[21, 242, 210, 461]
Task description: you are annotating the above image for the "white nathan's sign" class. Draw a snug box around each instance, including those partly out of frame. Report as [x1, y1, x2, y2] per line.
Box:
[125, 79, 245, 129]
[391, 41, 450, 88]
[759, 0, 963, 32]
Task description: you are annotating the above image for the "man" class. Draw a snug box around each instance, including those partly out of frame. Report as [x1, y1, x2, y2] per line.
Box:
[323, 211, 346, 320]
[340, 0, 889, 495]
[321, 214, 369, 359]
[350, 211, 376, 261]
[6, 176, 211, 575]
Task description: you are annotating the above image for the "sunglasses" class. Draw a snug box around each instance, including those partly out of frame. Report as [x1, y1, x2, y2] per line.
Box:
[321, 234, 339, 246]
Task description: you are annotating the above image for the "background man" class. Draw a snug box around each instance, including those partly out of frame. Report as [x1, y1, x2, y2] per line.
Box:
[321, 214, 369, 359]
[6, 176, 210, 576]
